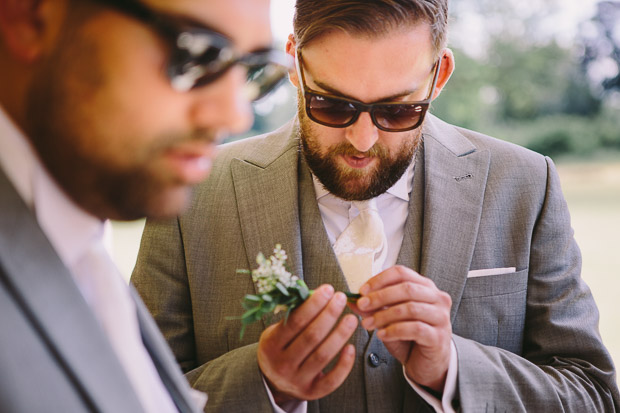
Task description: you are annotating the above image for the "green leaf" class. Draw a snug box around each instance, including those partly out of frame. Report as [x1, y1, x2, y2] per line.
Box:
[284, 305, 293, 324]
[244, 294, 261, 302]
[275, 282, 289, 296]
[241, 307, 261, 319]
[297, 280, 310, 300]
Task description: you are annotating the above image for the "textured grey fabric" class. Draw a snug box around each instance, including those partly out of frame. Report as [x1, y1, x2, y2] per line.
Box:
[0, 168, 200, 413]
[132, 115, 619, 412]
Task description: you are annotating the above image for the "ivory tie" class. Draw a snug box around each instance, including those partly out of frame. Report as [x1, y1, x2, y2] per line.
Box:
[333, 199, 388, 293]
[72, 239, 178, 413]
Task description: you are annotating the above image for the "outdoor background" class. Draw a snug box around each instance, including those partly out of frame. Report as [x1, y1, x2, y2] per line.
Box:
[112, 0, 620, 383]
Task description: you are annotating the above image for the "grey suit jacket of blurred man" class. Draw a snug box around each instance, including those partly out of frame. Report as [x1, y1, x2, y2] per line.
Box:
[0, 170, 200, 412]
[132, 115, 620, 412]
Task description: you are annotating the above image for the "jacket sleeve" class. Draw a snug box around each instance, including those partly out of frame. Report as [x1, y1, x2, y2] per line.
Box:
[453, 157, 619, 412]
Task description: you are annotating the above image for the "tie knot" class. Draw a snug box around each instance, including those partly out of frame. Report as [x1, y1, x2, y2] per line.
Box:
[353, 199, 378, 213]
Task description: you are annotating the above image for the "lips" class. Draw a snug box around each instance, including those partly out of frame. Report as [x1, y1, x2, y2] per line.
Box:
[341, 154, 376, 169]
[163, 143, 216, 184]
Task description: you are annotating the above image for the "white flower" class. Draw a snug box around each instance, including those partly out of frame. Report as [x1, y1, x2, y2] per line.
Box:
[251, 244, 298, 293]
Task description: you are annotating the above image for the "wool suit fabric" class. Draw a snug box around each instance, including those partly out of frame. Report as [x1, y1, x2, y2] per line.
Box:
[132, 115, 619, 412]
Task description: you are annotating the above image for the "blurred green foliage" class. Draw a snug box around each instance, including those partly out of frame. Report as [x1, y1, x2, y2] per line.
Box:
[432, 1, 620, 159]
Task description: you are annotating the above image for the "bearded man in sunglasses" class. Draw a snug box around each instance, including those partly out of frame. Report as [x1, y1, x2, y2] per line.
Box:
[133, 0, 620, 412]
[0, 0, 292, 411]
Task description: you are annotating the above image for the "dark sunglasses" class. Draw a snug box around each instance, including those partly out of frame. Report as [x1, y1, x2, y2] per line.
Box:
[92, 0, 292, 100]
[295, 49, 441, 132]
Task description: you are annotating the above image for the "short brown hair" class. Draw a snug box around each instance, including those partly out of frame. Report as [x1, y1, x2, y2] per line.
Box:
[293, 0, 448, 57]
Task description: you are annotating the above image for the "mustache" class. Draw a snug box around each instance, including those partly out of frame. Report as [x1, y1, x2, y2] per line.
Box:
[189, 128, 222, 145]
[329, 141, 389, 158]
[151, 128, 222, 152]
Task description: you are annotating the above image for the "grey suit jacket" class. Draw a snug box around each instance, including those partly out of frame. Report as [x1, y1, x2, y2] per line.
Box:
[0, 169, 200, 412]
[132, 115, 619, 412]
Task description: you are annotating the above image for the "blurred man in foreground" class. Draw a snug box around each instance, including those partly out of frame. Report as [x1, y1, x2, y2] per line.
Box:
[0, 0, 289, 411]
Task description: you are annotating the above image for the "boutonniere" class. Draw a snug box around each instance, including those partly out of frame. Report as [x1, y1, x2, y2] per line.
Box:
[235, 244, 359, 338]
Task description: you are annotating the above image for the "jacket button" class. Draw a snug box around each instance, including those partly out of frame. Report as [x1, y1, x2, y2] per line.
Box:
[368, 353, 381, 367]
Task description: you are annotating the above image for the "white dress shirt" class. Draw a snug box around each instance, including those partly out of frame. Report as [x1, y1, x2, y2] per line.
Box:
[311, 156, 458, 413]
[0, 106, 199, 412]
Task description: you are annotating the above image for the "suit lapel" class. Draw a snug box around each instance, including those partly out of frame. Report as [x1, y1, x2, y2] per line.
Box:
[297, 155, 349, 293]
[418, 116, 491, 322]
[0, 170, 144, 412]
[395, 147, 425, 272]
[230, 120, 304, 286]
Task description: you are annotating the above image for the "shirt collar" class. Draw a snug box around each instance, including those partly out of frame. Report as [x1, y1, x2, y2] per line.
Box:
[0, 105, 106, 270]
[312, 153, 416, 203]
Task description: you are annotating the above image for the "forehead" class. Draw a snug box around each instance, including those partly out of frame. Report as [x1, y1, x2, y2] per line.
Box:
[147, 0, 272, 51]
[301, 24, 435, 101]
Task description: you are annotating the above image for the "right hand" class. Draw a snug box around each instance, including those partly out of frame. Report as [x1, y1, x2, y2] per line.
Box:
[257, 284, 358, 405]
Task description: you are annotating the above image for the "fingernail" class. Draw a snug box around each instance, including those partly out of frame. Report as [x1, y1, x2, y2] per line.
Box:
[377, 329, 386, 339]
[334, 292, 346, 305]
[359, 285, 369, 295]
[345, 315, 358, 328]
[321, 285, 335, 298]
[357, 297, 370, 309]
[362, 316, 374, 330]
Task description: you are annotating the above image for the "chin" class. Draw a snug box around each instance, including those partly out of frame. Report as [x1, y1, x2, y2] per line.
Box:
[113, 186, 193, 221]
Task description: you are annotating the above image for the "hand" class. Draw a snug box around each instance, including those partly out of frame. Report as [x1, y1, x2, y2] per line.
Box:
[353, 266, 452, 393]
[257, 284, 358, 405]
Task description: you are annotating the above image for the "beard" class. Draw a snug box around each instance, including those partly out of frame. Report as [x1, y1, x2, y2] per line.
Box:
[298, 106, 421, 201]
[23, 23, 213, 221]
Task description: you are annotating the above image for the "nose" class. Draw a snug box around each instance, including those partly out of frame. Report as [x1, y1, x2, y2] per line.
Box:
[344, 112, 379, 153]
[189, 65, 254, 138]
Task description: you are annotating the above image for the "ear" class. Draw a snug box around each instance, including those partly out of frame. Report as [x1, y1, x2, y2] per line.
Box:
[432, 48, 455, 100]
[285, 33, 300, 88]
[0, 0, 61, 62]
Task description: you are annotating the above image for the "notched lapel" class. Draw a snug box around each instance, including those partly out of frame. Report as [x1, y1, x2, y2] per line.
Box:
[419, 128, 491, 323]
[230, 125, 304, 288]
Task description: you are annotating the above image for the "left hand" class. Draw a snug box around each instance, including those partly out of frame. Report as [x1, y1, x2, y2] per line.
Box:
[351, 265, 452, 393]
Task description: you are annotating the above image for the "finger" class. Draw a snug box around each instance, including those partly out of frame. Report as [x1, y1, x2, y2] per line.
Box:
[359, 265, 434, 295]
[346, 301, 374, 318]
[284, 292, 349, 365]
[306, 343, 356, 400]
[362, 301, 449, 330]
[377, 321, 447, 347]
[267, 284, 336, 347]
[357, 281, 440, 312]
[298, 314, 358, 378]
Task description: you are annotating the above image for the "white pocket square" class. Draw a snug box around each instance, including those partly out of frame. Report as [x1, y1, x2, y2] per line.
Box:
[467, 267, 516, 278]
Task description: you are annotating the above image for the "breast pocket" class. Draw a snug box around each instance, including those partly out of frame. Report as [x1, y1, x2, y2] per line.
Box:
[452, 268, 528, 354]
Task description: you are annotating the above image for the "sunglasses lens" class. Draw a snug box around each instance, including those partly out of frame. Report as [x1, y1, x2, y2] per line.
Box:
[245, 63, 289, 101]
[308, 94, 358, 126]
[168, 47, 230, 91]
[373, 104, 428, 131]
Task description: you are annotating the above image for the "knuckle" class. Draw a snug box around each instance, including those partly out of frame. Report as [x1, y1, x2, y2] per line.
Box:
[312, 348, 331, 365]
[403, 282, 417, 297]
[439, 291, 452, 306]
[286, 316, 305, 332]
[304, 327, 323, 345]
[405, 301, 417, 316]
